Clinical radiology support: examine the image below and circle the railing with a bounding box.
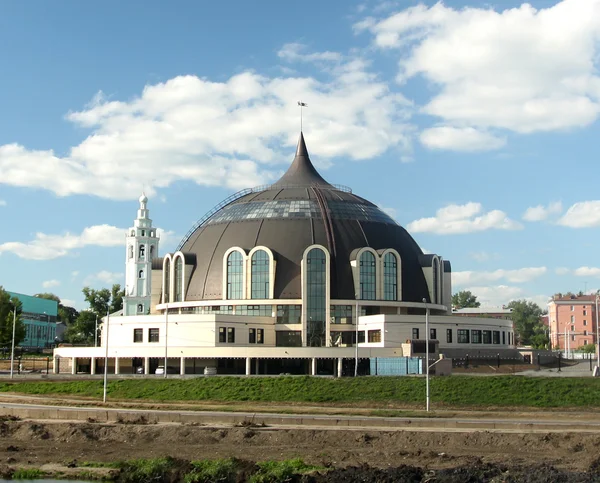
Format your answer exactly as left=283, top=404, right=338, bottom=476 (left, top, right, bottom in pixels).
left=176, top=182, right=352, bottom=251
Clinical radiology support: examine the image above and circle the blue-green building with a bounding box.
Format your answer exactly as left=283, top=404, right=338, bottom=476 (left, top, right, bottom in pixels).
left=8, top=292, right=58, bottom=350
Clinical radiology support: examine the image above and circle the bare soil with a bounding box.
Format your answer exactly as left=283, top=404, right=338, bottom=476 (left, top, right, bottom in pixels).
left=1, top=418, right=600, bottom=481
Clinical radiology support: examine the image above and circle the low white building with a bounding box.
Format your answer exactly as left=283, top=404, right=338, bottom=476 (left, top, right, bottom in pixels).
left=54, top=133, right=514, bottom=376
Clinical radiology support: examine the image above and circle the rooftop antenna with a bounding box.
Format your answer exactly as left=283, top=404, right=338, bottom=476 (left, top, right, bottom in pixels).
left=297, top=101, right=307, bottom=131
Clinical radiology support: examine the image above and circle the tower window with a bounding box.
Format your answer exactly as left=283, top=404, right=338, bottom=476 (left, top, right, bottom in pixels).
left=383, top=252, right=398, bottom=301
left=137, top=304, right=144, bottom=313
left=142, top=230, right=145, bottom=236
left=251, top=250, right=270, bottom=299
left=226, top=251, right=244, bottom=299
left=139, top=245, right=145, bottom=260
left=139, top=270, right=144, bottom=279
left=150, top=245, right=154, bottom=258
left=359, top=251, right=376, bottom=300
left=129, top=246, right=133, bottom=259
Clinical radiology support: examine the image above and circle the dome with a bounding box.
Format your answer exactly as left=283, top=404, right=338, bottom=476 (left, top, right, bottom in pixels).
left=177, top=133, right=431, bottom=302
left=139, top=192, right=148, bottom=204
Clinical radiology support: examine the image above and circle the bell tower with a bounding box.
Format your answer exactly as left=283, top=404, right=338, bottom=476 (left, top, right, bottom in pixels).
left=124, top=193, right=159, bottom=316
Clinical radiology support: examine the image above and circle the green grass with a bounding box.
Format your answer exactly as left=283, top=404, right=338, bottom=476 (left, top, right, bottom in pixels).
left=12, top=468, right=45, bottom=479
left=2, top=375, right=600, bottom=408
left=184, top=458, right=239, bottom=483
left=116, top=456, right=179, bottom=483
left=250, top=458, right=323, bottom=483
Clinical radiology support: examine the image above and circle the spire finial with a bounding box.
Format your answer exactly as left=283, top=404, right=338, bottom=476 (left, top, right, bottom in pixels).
left=297, top=101, right=307, bottom=131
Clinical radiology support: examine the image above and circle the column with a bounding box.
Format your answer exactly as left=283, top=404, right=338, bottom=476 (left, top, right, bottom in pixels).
left=90, top=357, right=96, bottom=375
left=144, top=357, right=149, bottom=375
left=53, top=357, right=59, bottom=374
left=114, top=357, right=120, bottom=375
left=71, top=357, right=76, bottom=375
left=337, top=358, right=343, bottom=378
left=311, top=358, right=317, bottom=376
left=180, top=356, right=185, bottom=375
left=245, top=357, right=251, bottom=376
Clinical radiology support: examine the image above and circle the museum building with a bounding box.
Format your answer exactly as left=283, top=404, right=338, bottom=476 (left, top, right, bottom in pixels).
left=53, top=133, right=515, bottom=376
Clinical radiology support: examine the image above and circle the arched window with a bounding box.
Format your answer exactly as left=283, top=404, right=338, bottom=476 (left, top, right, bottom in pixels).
left=139, top=269, right=144, bottom=279
left=137, top=304, right=144, bottom=313
left=306, top=248, right=326, bottom=347
left=359, top=251, right=376, bottom=300
left=164, top=258, right=170, bottom=303
left=174, top=256, right=183, bottom=302
left=251, top=250, right=270, bottom=299
left=432, top=257, right=440, bottom=304
left=150, top=245, right=154, bottom=258
left=227, top=251, right=244, bottom=299
left=139, top=245, right=145, bottom=260
left=131, top=230, right=135, bottom=236
left=383, top=252, right=398, bottom=301
left=128, top=245, right=133, bottom=259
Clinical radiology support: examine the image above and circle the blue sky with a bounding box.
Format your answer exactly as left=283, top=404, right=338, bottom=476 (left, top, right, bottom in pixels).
left=1, top=0, right=600, bottom=310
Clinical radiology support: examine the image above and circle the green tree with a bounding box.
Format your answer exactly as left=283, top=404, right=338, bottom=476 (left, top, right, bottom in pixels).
left=65, top=310, right=97, bottom=345
left=82, top=284, right=125, bottom=316
left=530, top=324, right=550, bottom=350
left=507, top=299, right=544, bottom=346
left=34, top=293, right=60, bottom=303
left=34, top=292, right=79, bottom=326
left=0, top=287, right=26, bottom=350
left=581, top=343, right=596, bottom=354
left=451, top=290, right=481, bottom=309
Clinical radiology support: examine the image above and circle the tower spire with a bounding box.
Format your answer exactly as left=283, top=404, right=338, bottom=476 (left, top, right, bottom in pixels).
left=297, top=101, right=307, bottom=132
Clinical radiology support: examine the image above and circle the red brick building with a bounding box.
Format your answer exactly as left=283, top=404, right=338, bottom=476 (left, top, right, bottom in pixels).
left=547, top=295, right=598, bottom=350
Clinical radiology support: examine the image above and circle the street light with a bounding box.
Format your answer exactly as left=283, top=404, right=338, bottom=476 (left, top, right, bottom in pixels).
left=94, top=315, right=98, bottom=348
left=8, top=300, right=17, bottom=379
left=595, top=295, right=599, bottom=372
left=423, top=298, right=430, bottom=412
left=164, top=304, right=169, bottom=379
left=355, top=295, right=359, bottom=377
left=102, top=309, right=110, bottom=403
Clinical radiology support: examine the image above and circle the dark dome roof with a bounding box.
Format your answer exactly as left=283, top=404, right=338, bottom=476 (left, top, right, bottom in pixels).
left=178, top=133, right=430, bottom=302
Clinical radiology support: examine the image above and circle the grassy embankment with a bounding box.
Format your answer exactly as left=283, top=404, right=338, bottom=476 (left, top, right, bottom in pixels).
left=1, top=375, right=600, bottom=408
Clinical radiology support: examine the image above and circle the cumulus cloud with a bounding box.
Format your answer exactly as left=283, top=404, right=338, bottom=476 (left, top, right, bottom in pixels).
left=453, top=267, right=547, bottom=286
left=407, top=202, right=521, bottom=234
left=463, top=285, right=526, bottom=307
left=0, top=54, right=413, bottom=200
left=42, top=280, right=60, bottom=289
left=360, top=1, right=600, bottom=147
left=523, top=201, right=563, bottom=221
left=574, top=266, right=600, bottom=277
left=558, top=200, right=600, bottom=227
left=0, top=224, right=125, bottom=260
left=420, top=126, right=506, bottom=151
left=84, top=270, right=123, bottom=286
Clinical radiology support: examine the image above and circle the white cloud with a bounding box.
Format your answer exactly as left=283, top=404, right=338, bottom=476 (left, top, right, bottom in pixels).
left=0, top=224, right=124, bottom=260
left=0, top=55, right=413, bottom=200
left=420, top=126, right=506, bottom=151
left=463, top=285, right=526, bottom=307
left=156, top=228, right=179, bottom=251
left=407, top=202, right=522, bottom=234
left=84, top=270, right=123, bottom=286
left=0, top=200, right=6, bottom=206
left=42, top=280, right=60, bottom=289
left=574, top=266, right=600, bottom=277
left=558, top=201, right=600, bottom=227
left=453, top=267, right=547, bottom=286
left=523, top=201, right=563, bottom=221
left=277, top=43, right=342, bottom=63
left=469, top=251, right=499, bottom=263
left=361, top=1, right=600, bottom=142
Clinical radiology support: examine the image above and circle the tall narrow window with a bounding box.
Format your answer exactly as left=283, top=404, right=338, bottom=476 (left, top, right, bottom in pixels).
left=306, top=248, right=326, bottom=347
left=383, top=252, right=397, bottom=301
left=164, top=258, right=170, bottom=303
left=432, top=257, right=440, bottom=303
left=251, top=250, right=270, bottom=299
left=129, top=246, right=133, bottom=259
left=174, top=256, right=183, bottom=302
left=359, top=251, right=376, bottom=300
left=139, top=245, right=145, bottom=260
left=138, top=269, right=144, bottom=279
left=227, top=251, right=244, bottom=299
left=150, top=245, right=154, bottom=258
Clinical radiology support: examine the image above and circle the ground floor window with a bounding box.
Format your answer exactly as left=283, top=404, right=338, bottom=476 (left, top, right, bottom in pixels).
left=149, top=328, right=159, bottom=343
left=275, top=331, right=302, bottom=347
left=276, top=305, right=302, bottom=324
left=368, top=329, right=381, bottom=343
left=358, top=331, right=365, bottom=343
left=483, top=330, right=492, bottom=344
left=446, top=329, right=452, bottom=343
left=330, top=331, right=356, bottom=346
left=471, top=330, right=482, bottom=344
left=412, top=328, right=419, bottom=339
left=458, top=329, right=469, bottom=343
left=249, top=328, right=265, bottom=344
left=493, top=331, right=500, bottom=344
left=133, top=328, right=143, bottom=343
left=227, top=327, right=235, bottom=343
left=430, top=328, right=437, bottom=340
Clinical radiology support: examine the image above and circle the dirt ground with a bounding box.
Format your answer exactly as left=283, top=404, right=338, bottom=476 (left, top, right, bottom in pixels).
left=1, top=418, right=600, bottom=481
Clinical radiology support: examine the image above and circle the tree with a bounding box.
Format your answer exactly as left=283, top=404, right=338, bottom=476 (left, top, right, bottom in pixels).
left=65, top=310, right=97, bottom=345
left=0, top=287, right=26, bottom=350
left=82, top=284, right=125, bottom=316
left=451, top=290, right=480, bottom=309
left=507, top=299, right=544, bottom=346
left=35, top=292, right=79, bottom=326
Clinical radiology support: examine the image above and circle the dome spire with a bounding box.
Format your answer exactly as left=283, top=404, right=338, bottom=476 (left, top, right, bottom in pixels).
left=274, top=133, right=331, bottom=187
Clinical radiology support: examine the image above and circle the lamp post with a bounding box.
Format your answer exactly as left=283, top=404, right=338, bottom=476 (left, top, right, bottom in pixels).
left=9, top=301, right=17, bottom=379
left=102, top=309, right=110, bottom=403
left=596, top=294, right=600, bottom=370
left=423, top=298, right=430, bottom=413
left=355, top=296, right=359, bottom=377
left=94, top=315, right=98, bottom=348
left=164, top=304, right=169, bottom=379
